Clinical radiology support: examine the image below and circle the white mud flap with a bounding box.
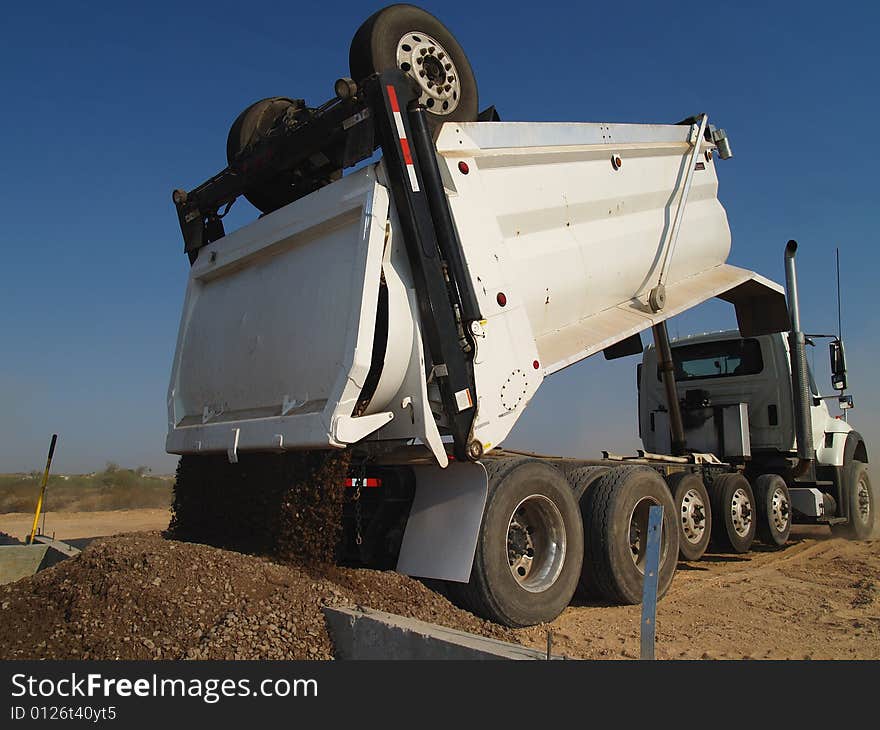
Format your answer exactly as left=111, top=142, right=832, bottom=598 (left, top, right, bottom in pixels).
left=396, top=462, right=488, bottom=582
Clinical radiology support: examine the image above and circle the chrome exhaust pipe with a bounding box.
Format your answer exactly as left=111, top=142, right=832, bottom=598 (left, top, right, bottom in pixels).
left=784, top=240, right=813, bottom=478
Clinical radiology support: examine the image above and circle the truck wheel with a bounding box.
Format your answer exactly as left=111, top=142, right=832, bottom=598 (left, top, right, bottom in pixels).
left=226, top=97, right=341, bottom=214
left=709, top=473, right=756, bottom=553
left=831, top=461, right=875, bottom=540
left=349, top=4, right=479, bottom=128
left=567, top=466, right=610, bottom=502
left=667, top=471, right=712, bottom=561
left=456, top=459, right=583, bottom=627
left=565, top=466, right=609, bottom=595
left=580, top=466, right=678, bottom=605
left=754, top=474, right=791, bottom=547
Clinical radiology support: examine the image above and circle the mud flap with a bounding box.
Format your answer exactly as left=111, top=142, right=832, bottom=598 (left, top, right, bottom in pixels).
left=396, top=462, right=488, bottom=582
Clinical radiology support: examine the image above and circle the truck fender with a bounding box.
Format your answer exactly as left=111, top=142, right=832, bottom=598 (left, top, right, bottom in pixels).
left=817, top=431, right=867, bottom=521
left=396, top=462, right=488, bottom=582
left=843, top=431, right=868, bottom=464
left=817, top=429, right=866, bottom=468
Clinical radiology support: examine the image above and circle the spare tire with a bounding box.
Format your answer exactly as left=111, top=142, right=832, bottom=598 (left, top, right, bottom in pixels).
left=226, top=97, right=341, bottom=214
left=349, top=4, right=478, bottom=128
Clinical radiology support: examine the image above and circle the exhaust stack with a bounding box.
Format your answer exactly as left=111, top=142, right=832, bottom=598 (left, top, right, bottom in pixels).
left=783, top=240, right=814, bottom=477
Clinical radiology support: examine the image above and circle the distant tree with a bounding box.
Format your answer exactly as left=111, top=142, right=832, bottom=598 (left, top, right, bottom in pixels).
left=135, top=465, right=151, bottom=477
left=104, top=461, right=119, bottom=473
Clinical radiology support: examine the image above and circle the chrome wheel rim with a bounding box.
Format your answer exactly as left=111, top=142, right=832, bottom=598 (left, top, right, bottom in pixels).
left=770, top=486, right=790, bottom=534
left=680, top=487, right=707, bottom=545
left=629, top=496, right=661, bottom=573
left=396, top=32, right=461, bottom=114
left=730, top=487, right=753, bottom=537
left=507, top=495, right=566, bottom=593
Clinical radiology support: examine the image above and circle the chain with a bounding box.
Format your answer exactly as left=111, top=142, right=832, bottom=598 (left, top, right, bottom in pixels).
left=352, top=460, right=366, bottom=546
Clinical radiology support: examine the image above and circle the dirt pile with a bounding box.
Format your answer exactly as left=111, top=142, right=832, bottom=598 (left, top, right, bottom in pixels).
left=0, top=532, right=511, bottom=660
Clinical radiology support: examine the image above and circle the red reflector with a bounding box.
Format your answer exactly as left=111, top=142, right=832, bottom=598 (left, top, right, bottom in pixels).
left=496, top=292, right=507, bottom=307
left=344, top=478, right=382, bottom=488
left=458, top=161, right=469, bottom=174
left=533, top=360, right=540, bottom=370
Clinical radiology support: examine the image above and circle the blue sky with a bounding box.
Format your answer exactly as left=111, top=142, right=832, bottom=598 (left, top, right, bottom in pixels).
left=1, top=0, right=877, bottom=474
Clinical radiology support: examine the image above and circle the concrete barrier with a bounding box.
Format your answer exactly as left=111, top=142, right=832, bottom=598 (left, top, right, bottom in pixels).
left=323, top=605, right=559, bottom=660
left=0, top=538, right=81, bottom=585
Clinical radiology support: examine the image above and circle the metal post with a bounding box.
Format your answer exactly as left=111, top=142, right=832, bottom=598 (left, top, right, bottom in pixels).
left=652, top=322, right=687, bottom=455
left=28, top=434, right=58, bottom=545
left=640, top=504, right=663, bottom=660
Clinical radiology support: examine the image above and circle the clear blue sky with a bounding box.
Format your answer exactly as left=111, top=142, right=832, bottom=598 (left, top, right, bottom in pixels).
left=1, top=0, right=877, bottom=475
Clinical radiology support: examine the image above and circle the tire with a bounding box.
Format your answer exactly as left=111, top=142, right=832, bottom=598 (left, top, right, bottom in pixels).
left=580, top=466, right=678, bottom=605
left=565, top=466, right=609, bottom=596
left=831, top=461, right=876, bottom=540
left=668, top=471, right=712, bottom=561
left=754, top=474, right=791, bottom=547
left=226, top=97, right=341, bottom=213
left=567, top=466, right=610, bottom=502
left=456, top=459, right=583, bottom=627
left=349, top=4, right=479, bottom=128
left=709, top=473, right=756, bottom=553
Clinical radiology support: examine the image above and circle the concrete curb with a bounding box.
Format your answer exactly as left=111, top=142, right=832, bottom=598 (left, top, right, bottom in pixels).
left=323, top=605, right=559, bottom=660
left=0, top=538, right=81, bottom=585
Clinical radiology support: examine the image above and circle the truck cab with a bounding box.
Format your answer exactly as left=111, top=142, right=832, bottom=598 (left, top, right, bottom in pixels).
left=639, top=329, right=870, bottom=533
left=639, top=330, right=849, bottom=459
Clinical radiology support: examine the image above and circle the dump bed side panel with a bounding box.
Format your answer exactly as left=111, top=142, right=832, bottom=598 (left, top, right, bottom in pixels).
left=434, top=121, right=780, bottom=453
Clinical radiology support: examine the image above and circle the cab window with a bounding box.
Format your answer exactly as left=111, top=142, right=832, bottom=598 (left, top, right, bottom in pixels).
left=658, top=338, right=764, bottom=382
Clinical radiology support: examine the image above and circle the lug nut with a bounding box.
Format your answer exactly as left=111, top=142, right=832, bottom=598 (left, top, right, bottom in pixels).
left=419, top=70, right=426, bottom=77
left=428, top=46, right=435, bottom=53
left=445, top=84, right=451, bottom=91
left=438, top=52, right=445, bottom=59
left=416, top=57, right=422, bottom=64
left=420, top=48, right=427, bottom=55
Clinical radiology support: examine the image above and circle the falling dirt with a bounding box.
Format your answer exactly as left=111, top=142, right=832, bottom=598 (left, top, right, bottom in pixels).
left=168, top=451, right=350, bottom=565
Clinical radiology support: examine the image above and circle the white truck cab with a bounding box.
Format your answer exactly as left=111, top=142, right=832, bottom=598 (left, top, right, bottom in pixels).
left=639, top=330, right=854, bottom=462
left=639, top=327, right=870, bottom=535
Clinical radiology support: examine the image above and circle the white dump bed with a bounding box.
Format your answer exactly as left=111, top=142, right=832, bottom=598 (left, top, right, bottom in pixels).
left=166, top=169, right=393, bottom=457
left=167, top=119, right=786, bottom=462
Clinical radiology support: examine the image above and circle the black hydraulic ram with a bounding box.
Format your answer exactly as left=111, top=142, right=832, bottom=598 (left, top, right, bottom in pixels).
left=367, top=71, right=482, bottom=461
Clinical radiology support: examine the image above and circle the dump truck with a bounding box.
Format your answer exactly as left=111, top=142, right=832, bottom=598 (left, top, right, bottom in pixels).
left=165, top=4, right=873, bottom=627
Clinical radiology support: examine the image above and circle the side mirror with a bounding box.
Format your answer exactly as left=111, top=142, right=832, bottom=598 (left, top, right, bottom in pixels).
left=839, top=394, right=854, bottom=410
left=829, top=339, right=847, bottom=391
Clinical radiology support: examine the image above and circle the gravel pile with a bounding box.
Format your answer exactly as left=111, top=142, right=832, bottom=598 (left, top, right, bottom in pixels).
left=0, top=532, right=513, bottom=660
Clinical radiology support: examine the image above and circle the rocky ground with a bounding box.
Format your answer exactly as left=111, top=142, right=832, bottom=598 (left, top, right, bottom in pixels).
left=1, top=526, right=878, bottom=660
left=0, top=532, right=512, bottom=660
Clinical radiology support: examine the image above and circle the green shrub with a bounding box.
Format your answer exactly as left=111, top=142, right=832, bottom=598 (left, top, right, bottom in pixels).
left=0, top=466, right=173, bottom=513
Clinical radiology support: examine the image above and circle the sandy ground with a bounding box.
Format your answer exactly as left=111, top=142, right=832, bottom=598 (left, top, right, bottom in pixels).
left=514, top=526, right=880, bottom=660
left=0, top=509, right=171, bottom=543
left=2, top=509, right=877, bottom=659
